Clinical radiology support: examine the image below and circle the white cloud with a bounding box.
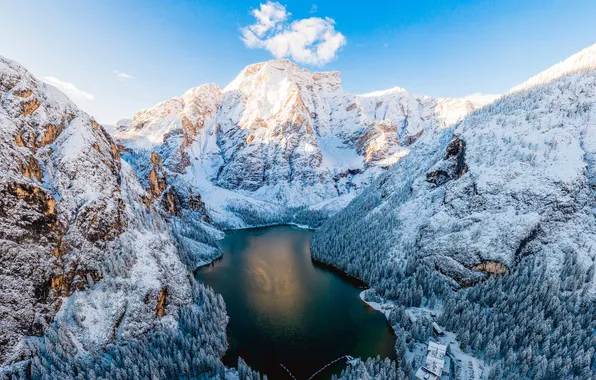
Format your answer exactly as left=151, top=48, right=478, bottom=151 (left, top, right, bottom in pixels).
left=241, top=1, right=346, bottom=66
left=43, top=76, right=95, bottom=100
left=249, top=1, right=288, bottom=37
left=309, top=4, right=317, bottom=14
left=113, top=70, right=135, bottom=81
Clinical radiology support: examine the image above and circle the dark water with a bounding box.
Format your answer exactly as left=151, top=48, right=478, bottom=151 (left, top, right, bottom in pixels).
left=195, top=226, right=395, bottom=379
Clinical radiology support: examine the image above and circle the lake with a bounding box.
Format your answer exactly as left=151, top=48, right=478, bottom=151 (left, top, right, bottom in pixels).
left=195, top=226, right=395, bottom=379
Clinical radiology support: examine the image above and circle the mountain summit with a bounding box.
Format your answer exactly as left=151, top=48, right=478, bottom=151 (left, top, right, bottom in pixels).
left=113, top=59, right=496, bottom=227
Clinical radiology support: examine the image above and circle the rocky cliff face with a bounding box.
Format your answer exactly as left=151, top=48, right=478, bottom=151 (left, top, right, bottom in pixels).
left=0, top=56, right=196, bottom=364
left=312, top=44, right=596, bottom=288
left=113, top=59, right=496, bottom=227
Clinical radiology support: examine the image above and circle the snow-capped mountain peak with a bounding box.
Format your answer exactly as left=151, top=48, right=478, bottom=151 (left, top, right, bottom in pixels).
left=224, top=59, right=341, bottom=92
left=359, top=86, right=409, bottom=98
left=110, top=60, right=496, bottom=227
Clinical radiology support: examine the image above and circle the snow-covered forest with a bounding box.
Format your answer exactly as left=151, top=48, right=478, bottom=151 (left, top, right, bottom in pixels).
left=7, top=283, right=244, bottom=380
left=312, top=45, right=596, bottom=379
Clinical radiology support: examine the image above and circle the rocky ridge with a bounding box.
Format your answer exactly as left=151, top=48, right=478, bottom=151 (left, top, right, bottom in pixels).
left=113, top=59, right=498, bottom=227
left=0, top=56, right=211, bottom=365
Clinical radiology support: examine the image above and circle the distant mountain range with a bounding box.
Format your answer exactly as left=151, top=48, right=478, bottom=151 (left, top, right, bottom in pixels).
left=109, top=59, right=497, bottom=227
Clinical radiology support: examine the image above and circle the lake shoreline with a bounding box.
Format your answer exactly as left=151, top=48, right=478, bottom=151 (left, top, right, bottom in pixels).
left=223, top=222, right=316, bottom=232
left=195, top=225, right=396, bottom=379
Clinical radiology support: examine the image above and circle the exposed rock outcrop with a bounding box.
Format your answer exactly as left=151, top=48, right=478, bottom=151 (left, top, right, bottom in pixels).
left=188, top=193, right=211, bottom=222
left=161, top=186, right=182, bottom=217
left=156, top=287, right=168, bottom=317
left=0, top=55, right=194, bottom=366
left=0, top=182, right=62, bottom=242
left=426, top=135, right=467, bottom=186
left=471, top=261, right=509, bottom=275
left=147, top=151, right=168, bottom=199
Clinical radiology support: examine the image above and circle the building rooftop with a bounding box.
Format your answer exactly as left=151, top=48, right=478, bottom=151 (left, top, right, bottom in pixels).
left=416, top=342, right=448, bottom=380
left=415, top=366, right=440, bottom=380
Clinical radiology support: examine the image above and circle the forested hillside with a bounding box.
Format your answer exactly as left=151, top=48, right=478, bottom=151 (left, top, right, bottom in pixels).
left=313, top=45, right=596, bottom=379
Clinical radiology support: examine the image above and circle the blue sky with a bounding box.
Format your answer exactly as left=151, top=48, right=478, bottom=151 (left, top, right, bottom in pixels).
left=1, top=0, right=595, bottom=124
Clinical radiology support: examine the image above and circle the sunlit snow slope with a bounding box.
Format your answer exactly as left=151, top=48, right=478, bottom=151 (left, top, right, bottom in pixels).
left=113, top=60, right=497, bottom=227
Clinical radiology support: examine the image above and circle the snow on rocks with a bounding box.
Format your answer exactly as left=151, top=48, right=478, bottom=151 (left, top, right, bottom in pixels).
left=112, top=59, right=495, bottom=226
left=0, top=55, right=195, bottom=365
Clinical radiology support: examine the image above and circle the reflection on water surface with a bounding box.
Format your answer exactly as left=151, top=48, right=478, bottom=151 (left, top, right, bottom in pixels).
left=196, top=226, right=395, bottom=379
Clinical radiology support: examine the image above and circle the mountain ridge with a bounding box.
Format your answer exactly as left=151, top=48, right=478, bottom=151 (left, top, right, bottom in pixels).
left=312, top=42, right=596, bottom=289
left=0, top=54, right=219, bottom=366
left=510, top=44, right=596, bottom=94
left=112, top=58, right=498, bottom=228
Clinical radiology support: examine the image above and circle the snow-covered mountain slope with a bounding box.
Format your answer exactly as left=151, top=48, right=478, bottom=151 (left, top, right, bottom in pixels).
left=510, top=44, right=596, bottom=94
left=0, top=56, right=211, bottom=365
left=113, top=60, right=497, bottom=227
left=312, top=45, right=596, bottom=290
